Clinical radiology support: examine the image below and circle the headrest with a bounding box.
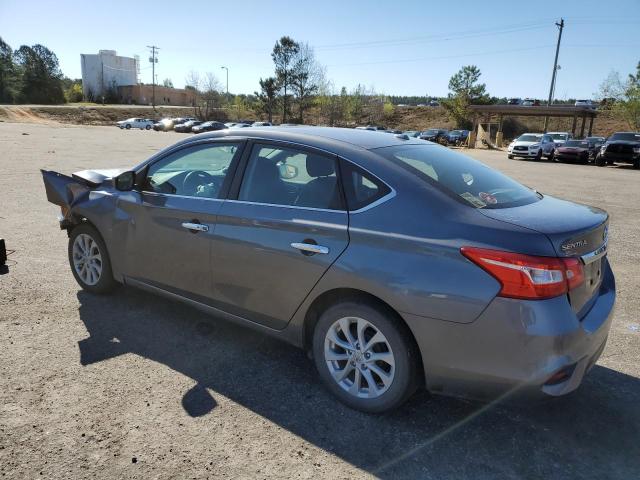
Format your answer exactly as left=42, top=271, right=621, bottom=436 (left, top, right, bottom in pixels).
left=306, top=155, right=334, bottom=177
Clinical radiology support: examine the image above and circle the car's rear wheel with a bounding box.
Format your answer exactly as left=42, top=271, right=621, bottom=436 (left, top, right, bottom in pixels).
left=68, top=224, right=117, bottom=294
left=145, top=124, right=151, bottom=130
left=312, top=300, right=419, bottom=413
left=634, top=159, right=640, bottom=169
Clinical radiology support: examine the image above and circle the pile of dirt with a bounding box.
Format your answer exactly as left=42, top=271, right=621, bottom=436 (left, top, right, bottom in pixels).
left=0, top=105, right=198, bottom=126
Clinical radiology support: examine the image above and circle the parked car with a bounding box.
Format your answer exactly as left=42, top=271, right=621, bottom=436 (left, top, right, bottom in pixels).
left=153, top=117, right=195, bottom=132
left=419, top=128, right=449, bottom=144
left=403, top=130, right=421, bottom=138
left=522, top=98, right=540, bottom=106
left=191, top=121, right=228, bottom=134
left=447, top=129, right=470, bottom=145
left=554, top=140, right=591, bottom=164
left=595, top=132, right=640, bottom=168
left=585, top=136, right=606, bottom=158
left=575, top=99, right=596, bottom=109
left=252, top=121, right=272, bottom=127
left=41, top=126, right=615, bottom=413
left=174, top=120, right=203, bottom=133
left=116, top=118, right=154, bottom=130
left=507, top=133, right=556, bottom=160
left=547, top=132, right=573, bottom=147
left=428, top=100, right=440, bottom=107
left=507, top=98, right=522, bottom=105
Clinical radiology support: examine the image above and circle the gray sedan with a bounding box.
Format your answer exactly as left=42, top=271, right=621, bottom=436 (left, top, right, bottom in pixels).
left=42, top=127, right=615, bottom=413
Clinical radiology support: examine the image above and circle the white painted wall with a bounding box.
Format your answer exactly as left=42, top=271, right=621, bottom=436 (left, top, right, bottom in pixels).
left=80, top=50, right=138, bottom=100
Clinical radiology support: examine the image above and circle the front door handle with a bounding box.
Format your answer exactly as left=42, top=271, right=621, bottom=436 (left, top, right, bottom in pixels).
left=182, top=222, right=209, bottom=233
left=290, top=242, right=329, bottom=255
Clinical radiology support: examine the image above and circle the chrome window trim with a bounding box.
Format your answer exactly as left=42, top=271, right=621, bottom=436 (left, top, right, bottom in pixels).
left=224, top=199, right=347, bottom=214
left=349, top=189, right=397, bottom=214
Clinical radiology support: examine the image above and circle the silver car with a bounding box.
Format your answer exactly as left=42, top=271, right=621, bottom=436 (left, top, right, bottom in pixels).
left=42, top=127, right=615, bottom=412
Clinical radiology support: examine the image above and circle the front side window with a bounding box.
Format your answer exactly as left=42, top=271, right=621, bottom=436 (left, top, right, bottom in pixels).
left=376, top=144, right=540, bottom=209
left=143, top=143, right=240, bottom=199
left=238, top=144, right=344, bottom=210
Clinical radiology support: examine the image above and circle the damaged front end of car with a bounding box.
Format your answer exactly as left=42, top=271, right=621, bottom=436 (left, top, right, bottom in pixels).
left=41, top=168, right=129, bottom=230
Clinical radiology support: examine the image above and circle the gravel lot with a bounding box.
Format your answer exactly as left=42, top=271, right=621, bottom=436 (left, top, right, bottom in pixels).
left=1, top=122, right=639, bottom=479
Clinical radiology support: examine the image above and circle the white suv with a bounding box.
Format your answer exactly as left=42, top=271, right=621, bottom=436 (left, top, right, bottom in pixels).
left=116, top=118, right=155, bottom=130
left=547, top=131, right=573, bottom=147
left=507, top=133, right=556, bottom=160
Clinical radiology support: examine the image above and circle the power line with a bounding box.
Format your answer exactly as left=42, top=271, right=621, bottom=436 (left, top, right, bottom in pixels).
left=326, top=45, right=555, bottom=68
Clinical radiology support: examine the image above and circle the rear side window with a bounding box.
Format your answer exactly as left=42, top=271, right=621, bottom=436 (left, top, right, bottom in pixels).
left=340, top=160, right=391, bottom=211
left=376, top=145, right=540, bottom=209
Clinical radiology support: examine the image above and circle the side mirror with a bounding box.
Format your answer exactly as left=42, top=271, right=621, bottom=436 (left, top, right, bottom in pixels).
left=278, top=163, right=298, bottom=180
left=115, top=171, right=136, bottom=191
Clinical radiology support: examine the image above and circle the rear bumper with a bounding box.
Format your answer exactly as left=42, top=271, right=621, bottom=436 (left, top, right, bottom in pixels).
left=403, top=259, right=616, bottom=400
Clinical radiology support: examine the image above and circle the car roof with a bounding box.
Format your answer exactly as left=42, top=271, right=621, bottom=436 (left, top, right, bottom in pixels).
left=191, top=126, right=425, bottom=151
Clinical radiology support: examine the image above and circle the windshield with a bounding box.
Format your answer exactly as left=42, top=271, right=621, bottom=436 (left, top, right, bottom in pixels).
left=564, top=140, right=588, bottom=147
left=609, top=133, right=640, bottom=141
left=517, top=134, right=542, bottom=142
left=549, top=133, right=568, bottom=140
left=424, top=129, right=439, bottom=134
left=376, top=145, right=541, bottom=209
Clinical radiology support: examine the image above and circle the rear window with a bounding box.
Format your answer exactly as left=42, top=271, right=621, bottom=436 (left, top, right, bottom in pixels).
left=609, top=133, right=640, bottom=141
left=376, top=145, right=541, bottom=209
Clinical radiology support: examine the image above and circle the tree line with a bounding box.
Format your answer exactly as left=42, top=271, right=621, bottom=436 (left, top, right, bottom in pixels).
left=0, top=36, right=83, bottom=104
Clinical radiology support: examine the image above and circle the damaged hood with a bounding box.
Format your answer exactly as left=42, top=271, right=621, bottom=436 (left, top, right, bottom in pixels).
left=41, top=168, right=127, bottom=209
left=72, top=168, right=129, bottom=187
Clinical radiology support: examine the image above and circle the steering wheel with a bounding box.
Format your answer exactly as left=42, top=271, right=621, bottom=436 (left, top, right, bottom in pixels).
left=183, top=170, right=216, bottom=196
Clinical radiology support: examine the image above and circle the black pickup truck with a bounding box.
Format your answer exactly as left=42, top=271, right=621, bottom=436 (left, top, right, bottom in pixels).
left=595, top=132, right=640, bottom=168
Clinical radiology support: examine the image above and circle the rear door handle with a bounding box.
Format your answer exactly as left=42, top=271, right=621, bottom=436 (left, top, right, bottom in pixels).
left=290, top=242, right=329, bottom=255
left=181, top=222, right=209, bottom=233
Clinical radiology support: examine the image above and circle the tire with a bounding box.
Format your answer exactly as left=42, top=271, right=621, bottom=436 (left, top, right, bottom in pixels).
left=548, top=149, right=555, bottom=162
left=312, top=300, right=419, bottom=413
left=507, top=154, right=513, bottom=159
left=125, top=124, right=131, bottom=130
left=634, top=159, right=640, bottom=170
left=534, top=149, right=542, bottom=161
left=145, top=124, right=151, bottom=130
left=68, top=224, right=117, bottom=294
left=595, top=154, right=606, bottom=167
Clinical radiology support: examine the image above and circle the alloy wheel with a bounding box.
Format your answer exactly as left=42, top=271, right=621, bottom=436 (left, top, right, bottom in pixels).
left=72, top=233, right=102, bottom=286
left=324, top=316, right=396, bottom=399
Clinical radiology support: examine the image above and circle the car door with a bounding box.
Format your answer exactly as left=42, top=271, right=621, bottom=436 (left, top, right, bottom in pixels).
left=210, top=141, right=350, bottom=329
left=120, top=140, right=244, bottom=299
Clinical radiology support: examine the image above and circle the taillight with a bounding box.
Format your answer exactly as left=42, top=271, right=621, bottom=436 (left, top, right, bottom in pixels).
left=461, top=247, right=585, bottom=300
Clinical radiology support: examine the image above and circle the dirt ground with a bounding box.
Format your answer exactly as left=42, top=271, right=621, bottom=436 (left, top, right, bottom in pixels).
left=1, top=122, right=639, bottom=479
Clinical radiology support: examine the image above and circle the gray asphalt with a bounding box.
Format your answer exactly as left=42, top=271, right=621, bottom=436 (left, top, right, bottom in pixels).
left=1, top=122, right=639, bottom=479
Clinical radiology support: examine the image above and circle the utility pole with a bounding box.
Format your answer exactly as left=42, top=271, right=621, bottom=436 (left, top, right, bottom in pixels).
left=221, top=66, right=229, bottom=96
left=544, top=19, right=564, bottom=131
left=147, top=45, right=159, bottom=109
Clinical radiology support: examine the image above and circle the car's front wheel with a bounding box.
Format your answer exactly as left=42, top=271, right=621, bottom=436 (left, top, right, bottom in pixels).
left=145, top=124, right=151, bottom=130
left=507, top=154, right=513, bottom=159
left=534, top=149, right=542, bottom=161
left=595, top=154, right=606, bottom=166
left=68, top=224, right=117, bottom=294
left=312, top=300, right=419, bottom=413
left=125, top=124, right=131, bottom=130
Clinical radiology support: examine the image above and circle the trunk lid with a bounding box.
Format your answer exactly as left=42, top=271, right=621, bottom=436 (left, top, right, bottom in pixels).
left=479, top=195, right=609, bottom=317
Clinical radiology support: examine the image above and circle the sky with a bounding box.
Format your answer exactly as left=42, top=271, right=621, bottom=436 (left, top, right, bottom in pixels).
left=1, top=0, right=639, bottom=99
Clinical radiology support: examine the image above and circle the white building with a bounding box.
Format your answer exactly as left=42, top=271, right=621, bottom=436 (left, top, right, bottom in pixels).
left=80, top=50, right=138, bottom=100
